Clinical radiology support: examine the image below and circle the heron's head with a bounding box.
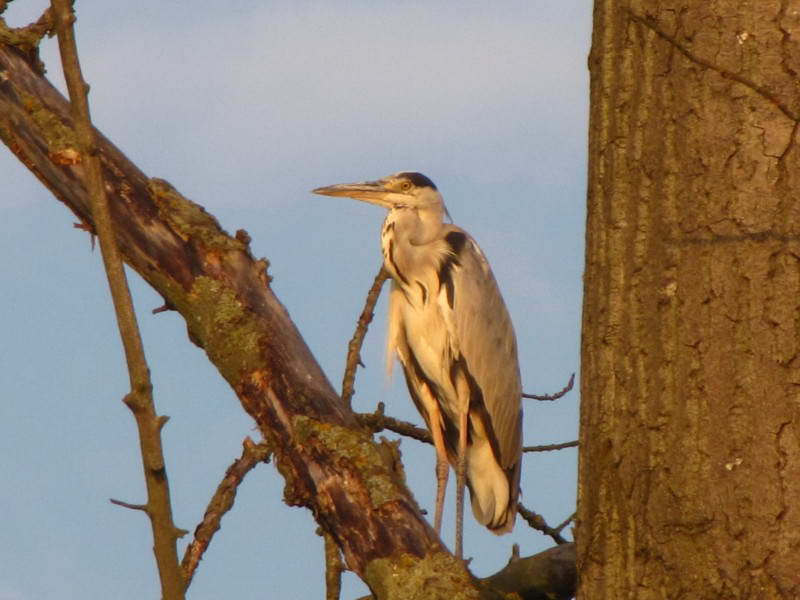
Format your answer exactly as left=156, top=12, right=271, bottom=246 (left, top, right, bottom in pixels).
left=313, top=172, right=442, bottom=210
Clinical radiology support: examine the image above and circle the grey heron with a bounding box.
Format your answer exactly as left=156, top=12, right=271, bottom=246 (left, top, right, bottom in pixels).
left=313, top=172, right=522, bottom=558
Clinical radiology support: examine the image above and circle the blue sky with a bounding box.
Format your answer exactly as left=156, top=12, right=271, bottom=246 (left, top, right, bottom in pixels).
left=0, top=2, right=591, bottom=598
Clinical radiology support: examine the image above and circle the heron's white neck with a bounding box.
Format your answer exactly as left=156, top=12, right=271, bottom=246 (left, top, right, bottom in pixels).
left=385, top=203, right=445, bottom=246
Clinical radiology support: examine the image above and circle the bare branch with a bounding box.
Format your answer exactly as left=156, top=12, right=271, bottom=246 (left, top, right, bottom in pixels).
left=341, top=267, right=389, bottom=408
left=522, top=373, right=575, bottom=401
left=181, top=438, right=272, bottom=588
left=517, top=503, right=569, bottom=545
left=109, top=498, right=149, bottom=513
left=360, top=405, right=577, bottom=455
left=554, top=512, right=575, bottom=535
left=152, top=301, right=176, bottom=314
left=523, top=440, right=578, bottom=453
left=361, top=403, right=578, bottom=458
left=323, top=529, right=345, bottom=600
left=49, top=2, right=185, bottom=597
left=357, top=403, right=433, bottom=445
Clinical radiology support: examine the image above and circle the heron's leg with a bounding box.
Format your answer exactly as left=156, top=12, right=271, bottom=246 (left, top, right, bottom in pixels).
left=427, top=400, right=450, bottom=536
left=455, top=406, right=468, bottom=559
left=433, top=439, right=449, bottom=536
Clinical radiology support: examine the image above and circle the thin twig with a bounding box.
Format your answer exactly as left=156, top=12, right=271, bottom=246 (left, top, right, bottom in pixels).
left=360, top=405, right=577, bottom=454
left=0, top=6, right=54, bottom=65
left=341, top=266, right=389, bottom=408
left=524, top=440, right=578, bottom=453
left=50, top=2, right=185, bottom=598
left=109, top=498, right=149, bottom=513
left=517, top=502, right=568, bottom=545
left=508, top=543, right=521, bottom=564
left=323, top=530, right=345, bottom=600
left=152, top=300, right=176, bottom=315
left=554, top=512, right=576, bottom=535
left=357, top=403, right=433, bottom=445
left=523, top=373, right=575, bottom=401
left=181, top=438, right=272, bottom=588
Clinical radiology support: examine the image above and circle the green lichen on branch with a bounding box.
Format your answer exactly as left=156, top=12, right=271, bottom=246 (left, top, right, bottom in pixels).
left=364, top=551, right=487, bottom=600
left=18, top=89, right=78, bottom=155
left=293, top=415, right=406, bottom=507
left=0, top=9, right=53, bottom=71
left=148, top=178, right=246, bottom=252
left=0, top=19, right=38, bottom=50
left=183, top=276, right=263, bottom=381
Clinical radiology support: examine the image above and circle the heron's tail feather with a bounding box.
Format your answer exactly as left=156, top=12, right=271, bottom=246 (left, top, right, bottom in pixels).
left=466, top=438, right=520, bottom=535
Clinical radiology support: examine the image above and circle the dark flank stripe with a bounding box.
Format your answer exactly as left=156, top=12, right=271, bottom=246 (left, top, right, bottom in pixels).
left=401, top=352, right=432, bottom=429
left=403, top=347, right=459, bottom=460
left=438, top=231, right=467, bottom=309
left=386, top=238, right=409, bottom=286
left=449, top=355, right=503, bottom=465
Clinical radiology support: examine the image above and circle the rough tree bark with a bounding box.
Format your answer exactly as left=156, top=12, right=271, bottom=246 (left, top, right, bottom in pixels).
left=579, top=1, right=800, bottom=598
left=0, top=30, right=574, bottom=600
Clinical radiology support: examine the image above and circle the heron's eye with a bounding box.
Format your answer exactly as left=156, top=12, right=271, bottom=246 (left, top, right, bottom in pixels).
left=400, top=181, right=412, bottom=191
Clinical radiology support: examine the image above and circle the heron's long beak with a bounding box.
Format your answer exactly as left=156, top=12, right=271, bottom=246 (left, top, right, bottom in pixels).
left=312, top=181, right=392, bottom=208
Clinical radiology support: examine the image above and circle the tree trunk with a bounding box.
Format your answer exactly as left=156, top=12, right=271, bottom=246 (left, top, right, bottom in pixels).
left=579, top=1, right=800, bottom=598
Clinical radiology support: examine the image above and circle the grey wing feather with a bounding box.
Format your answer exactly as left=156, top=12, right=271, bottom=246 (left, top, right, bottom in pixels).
left=441, top=228, right=522, bottom=468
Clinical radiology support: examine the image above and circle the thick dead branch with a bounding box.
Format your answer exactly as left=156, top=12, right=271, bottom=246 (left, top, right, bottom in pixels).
left=50, top=2, right=184, bottom=597
left=0, top=40, right=486, bottom=598
left=357, top=544, right=576, bottom=600
left=481, top=543, right=576, bottom=600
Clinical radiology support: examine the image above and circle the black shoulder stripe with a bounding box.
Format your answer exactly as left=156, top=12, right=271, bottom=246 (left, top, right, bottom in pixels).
left=445, top=231, right=467, bottom=254
left=449, top=355, right=503, bottom=463
left=438, top=231, right=467, bottom=309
